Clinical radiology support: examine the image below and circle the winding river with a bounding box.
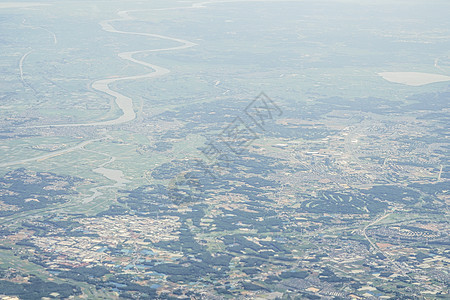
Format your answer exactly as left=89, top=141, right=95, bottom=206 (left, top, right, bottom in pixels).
left=7, top=2, right=215, bottom=203
left=4, top=4, right=201, bottom=204
left=29, top=8, right=197, bottom=128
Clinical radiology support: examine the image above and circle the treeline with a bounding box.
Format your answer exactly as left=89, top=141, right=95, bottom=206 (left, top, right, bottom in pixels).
left=0, top=276, right=80, bottom=299
left=57, top=266, right=109, bottom=283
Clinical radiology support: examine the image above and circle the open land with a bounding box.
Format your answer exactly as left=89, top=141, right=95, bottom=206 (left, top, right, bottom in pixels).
left=0, top=0, right=449, bottom=299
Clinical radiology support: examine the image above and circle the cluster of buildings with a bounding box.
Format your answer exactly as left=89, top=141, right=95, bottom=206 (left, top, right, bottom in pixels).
left=29, top=215, right=181, bottom=269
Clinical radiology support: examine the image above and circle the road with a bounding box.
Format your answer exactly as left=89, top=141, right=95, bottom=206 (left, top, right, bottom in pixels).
left=362, top=207, right=416, bottom=282
left=362, top=208, right=395, bottom=251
